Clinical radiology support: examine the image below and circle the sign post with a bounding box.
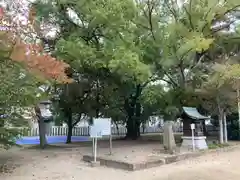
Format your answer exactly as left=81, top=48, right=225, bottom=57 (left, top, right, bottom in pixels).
left=94, top=137, right=97, bottom=162
left=109, top=133, right=112, bottom=155
left=92, top=138, right=95, bottom=158
left=89, top=118, right=112, bottom=164
left=90, top=125, right=102, bottom=164
left=190, top=123, right=195, bottom=151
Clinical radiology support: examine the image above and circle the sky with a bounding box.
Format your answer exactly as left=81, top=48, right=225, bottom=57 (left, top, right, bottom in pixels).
left=1, top=0, right=238, bottom=37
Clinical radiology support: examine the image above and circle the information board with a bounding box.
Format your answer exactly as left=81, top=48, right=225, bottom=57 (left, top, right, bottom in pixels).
left=89, top=125, right=102, bottom=138
left=89, top=118, right=111, bottom=138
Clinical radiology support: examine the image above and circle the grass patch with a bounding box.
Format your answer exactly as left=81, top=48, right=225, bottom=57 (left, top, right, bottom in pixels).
left=208, top=143, right=230, bottom=149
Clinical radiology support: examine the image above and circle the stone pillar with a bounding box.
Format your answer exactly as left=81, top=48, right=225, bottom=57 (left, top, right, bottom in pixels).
left=163, top=121, right=176, bottom=152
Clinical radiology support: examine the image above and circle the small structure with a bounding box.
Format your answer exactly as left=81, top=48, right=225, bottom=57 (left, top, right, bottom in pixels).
left=181, top=107, right=209, bottom=150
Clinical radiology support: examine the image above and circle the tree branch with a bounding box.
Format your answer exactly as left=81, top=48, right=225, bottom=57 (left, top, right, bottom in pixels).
left=183, top=3, right=194, bottom=30
left=178, top=60, right=186, bottom=88
left=142, top=74, right=160, bottom=88
left=164, top=71, right=178, bottom=87
left=73, top=113, right=86, bottom=126
left=164, top=0, right=178, bottom=21
left=146, top=0, right=156, bottom=40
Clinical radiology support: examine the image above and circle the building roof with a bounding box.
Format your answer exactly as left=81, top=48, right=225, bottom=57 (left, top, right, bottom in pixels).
left=183, top=107, right=209, bottom=120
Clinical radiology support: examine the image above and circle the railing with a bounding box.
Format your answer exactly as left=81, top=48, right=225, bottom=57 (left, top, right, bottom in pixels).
left=19, top=125, right=183, bottom=137
left=1, top=125, right=218, bottom=138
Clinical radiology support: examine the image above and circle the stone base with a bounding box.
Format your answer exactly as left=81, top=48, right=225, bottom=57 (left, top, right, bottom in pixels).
left=82, top=152, right=206, bottom=171
left=181, top=136, right=208, bottom=150
left=83, top=155, right=165, bottom=171
left=90, top=161, right=100, bottom=167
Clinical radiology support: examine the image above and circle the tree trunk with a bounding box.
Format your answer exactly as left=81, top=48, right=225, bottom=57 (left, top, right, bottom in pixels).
left=116, top=124, right=119, bottom=135
left=218, top=111, right=224, bottom=144
left=217, top=98, right=224, bottom=144
left=135, top=101, right=141, bottom=137
left=142, top=123, right=145, bottom=134
left=126, top=93, right=141, bottom=140
left=237, top=86, right=240, bottom=138
left=66, top=124, right=73, bottom=144
left=223, top=111, right=228, bottom=143
left=126, top=116, right=140, bottom=140
left=34, top=106, right=47, bottom=149
left=125, top=99, right=140, bottom=139
left=66, top=112, right=73, bottom=144
left=38, top=118, right=47, bottom=148
left=125, top=85, right=142, bottom=140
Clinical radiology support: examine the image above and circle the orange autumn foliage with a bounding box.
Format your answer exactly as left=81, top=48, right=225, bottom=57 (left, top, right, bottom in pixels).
left=10, top=42, right=72, bottom=83
left=0, top=6, right=72, bottom=83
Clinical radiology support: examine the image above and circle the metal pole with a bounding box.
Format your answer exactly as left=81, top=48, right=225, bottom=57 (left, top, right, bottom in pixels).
left=109, top=134, right=112, bottom=155
left=94, top=138, right=97, bottom=162
left=92, top=138, right=95, bottom=158
left=191, top=129, right=195, bottom=151
left=109, top=119, right=112, bottom=155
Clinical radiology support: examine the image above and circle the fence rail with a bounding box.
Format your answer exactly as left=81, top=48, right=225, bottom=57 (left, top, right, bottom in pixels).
left=20, top=125, right=183, bottom=137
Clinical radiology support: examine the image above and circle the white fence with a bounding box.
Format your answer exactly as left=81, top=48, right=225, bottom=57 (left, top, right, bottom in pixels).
left=21, top=125, right=183, bottom=137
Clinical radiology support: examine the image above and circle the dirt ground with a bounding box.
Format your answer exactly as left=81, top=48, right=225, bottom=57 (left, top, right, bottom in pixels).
left=1, top=140, right=240, bottom=180
left=83, top=140, right=175, bottom=163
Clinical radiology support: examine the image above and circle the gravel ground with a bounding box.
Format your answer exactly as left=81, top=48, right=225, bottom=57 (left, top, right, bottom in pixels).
left=1, top=142, right=240, bottom=180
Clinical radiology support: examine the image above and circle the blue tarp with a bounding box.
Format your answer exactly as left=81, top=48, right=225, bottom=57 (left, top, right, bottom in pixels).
left=15, top=136, right=89, bottom=145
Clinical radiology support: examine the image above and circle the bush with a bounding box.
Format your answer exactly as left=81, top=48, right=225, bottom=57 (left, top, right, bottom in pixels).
left=227, top=119, right=240, bottom=140
left=208, top=143, right=229, bottom=149
left=0, top=127, right=22, bottom=149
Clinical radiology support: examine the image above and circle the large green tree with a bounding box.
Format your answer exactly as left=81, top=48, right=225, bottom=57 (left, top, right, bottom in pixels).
left=32, top=0, right=159, bottom=139
left=32, top=0, right=240, bottom=140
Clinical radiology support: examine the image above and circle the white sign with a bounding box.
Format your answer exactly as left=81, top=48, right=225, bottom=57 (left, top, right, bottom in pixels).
left=94, top=118, right=111, bottom=136
left=190, top=123, right=195, bottom=130
left=90, top=125, right=102, bottom=138
left=89, top=118, right=111, bottom=137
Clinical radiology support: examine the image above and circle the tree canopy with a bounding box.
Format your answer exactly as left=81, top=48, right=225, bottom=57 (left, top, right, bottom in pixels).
left=0, top=0, right=239, bottom=145
left=28, top=0, right=240, bottom=140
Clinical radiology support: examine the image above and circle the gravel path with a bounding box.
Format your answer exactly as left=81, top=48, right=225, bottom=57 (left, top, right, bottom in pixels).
left=1, top=145, right=240, bottom=180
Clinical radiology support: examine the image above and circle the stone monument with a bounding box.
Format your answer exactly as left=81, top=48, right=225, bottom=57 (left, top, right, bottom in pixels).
left=163, top=121, right=176, bottom=154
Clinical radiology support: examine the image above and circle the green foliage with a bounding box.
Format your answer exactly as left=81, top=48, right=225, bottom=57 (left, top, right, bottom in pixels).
left=198, top=69, right=236, bottom=115
left=52, top=81, right=94, bottom=126
left=0, top=60, right=43, bottom=149
left=208, top=143, right=229, bottom=149
left=221, top=64, right=240, bottom=89
left=32, top=0, right=240, bottom=139
left=160, top=0, right=240, bottom=86
left=141, top=85, right=182, bottom=120
left=227, top=117, right=240, bottom=140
